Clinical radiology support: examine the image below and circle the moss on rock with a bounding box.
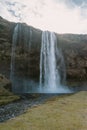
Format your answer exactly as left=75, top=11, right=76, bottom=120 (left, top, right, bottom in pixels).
left=0, top=74, right=20, bottom=105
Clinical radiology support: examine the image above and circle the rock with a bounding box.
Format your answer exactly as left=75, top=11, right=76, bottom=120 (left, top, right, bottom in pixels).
left=0, top=74, right=12, bottom=91
left=67, top=68, right=86, bottom=80
left=0, top=17, right=15, bottom=78
left=57, top=34, right=87, bottom=81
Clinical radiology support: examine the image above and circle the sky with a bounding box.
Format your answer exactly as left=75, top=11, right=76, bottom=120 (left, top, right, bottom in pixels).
left=0, top=0, right=87, bottom=33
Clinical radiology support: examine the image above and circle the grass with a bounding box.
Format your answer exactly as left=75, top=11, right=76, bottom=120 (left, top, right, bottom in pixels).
left=0, top=91, right=87, bottom=130
left=0, top=86, right=20, bottom=105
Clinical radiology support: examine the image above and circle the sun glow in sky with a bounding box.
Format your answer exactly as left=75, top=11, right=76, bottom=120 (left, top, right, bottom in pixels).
left=0, top=0, right=87, bottom=33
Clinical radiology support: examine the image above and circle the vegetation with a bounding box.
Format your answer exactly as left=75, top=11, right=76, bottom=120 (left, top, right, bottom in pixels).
left=0, top=91, right=87, bottom=130
left=0, top=86, right=20, bottom=105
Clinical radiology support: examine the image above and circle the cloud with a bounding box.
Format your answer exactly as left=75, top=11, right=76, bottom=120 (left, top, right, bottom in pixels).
left=55, top=0, right=87, bottom=18
left=0, top=0, right=87, bottom=33
left=56, top=0, right=87, bottom=7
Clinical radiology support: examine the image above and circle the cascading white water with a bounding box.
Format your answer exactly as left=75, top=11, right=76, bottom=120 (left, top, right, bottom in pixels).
left=40, top=31, right=60, bottom=90
left=39, top=31, right=71, bottom=93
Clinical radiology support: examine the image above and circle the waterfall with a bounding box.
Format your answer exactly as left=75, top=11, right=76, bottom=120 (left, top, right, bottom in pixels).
left=39, top=31, right=70, bottom=93
left=11, top=25, right=71, bottom=93
left=40, top=31, right=60, bottom=88
left=10, top=24, right=18, bottom=90
left=10, top=23, right=33, bottom=93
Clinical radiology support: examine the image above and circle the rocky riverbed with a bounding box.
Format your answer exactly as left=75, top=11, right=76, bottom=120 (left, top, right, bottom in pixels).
left=0, top=94, right=58, bottom=122
left=0, top=81, right=87, bottom=123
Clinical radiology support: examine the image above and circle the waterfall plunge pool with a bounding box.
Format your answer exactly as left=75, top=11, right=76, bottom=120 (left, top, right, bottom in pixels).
left=12, top=77, right=73, bottom=94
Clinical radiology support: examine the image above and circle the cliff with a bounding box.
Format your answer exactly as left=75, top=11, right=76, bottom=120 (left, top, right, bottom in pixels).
left=0, top=16, right=87, bottom=82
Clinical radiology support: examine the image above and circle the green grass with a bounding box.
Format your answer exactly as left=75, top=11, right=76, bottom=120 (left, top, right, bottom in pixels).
left=0, top=86, right=20, bottom=105
left=0, top=91, right=87, bottom=130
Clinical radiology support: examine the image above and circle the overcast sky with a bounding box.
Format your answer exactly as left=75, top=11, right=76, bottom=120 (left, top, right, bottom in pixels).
left=0, top=0, right=87, bottom=33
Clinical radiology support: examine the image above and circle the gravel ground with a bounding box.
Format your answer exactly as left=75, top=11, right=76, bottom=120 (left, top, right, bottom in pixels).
left=0, top=94, right=57, bottom=123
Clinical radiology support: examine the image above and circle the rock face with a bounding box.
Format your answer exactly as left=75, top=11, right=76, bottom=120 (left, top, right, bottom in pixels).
left=0, top=74, right=11, bottom=91
left=56, top=34, right=87, bottom=81
left=0, top=16, right=87, bottom=82
left=0, top=16, right=15, bottom=77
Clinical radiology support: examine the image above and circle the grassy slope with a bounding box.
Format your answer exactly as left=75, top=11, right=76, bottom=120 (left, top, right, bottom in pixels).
left=0, top=91, right=87, bottom=130
left=0, top=87, right=20, bottom=105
